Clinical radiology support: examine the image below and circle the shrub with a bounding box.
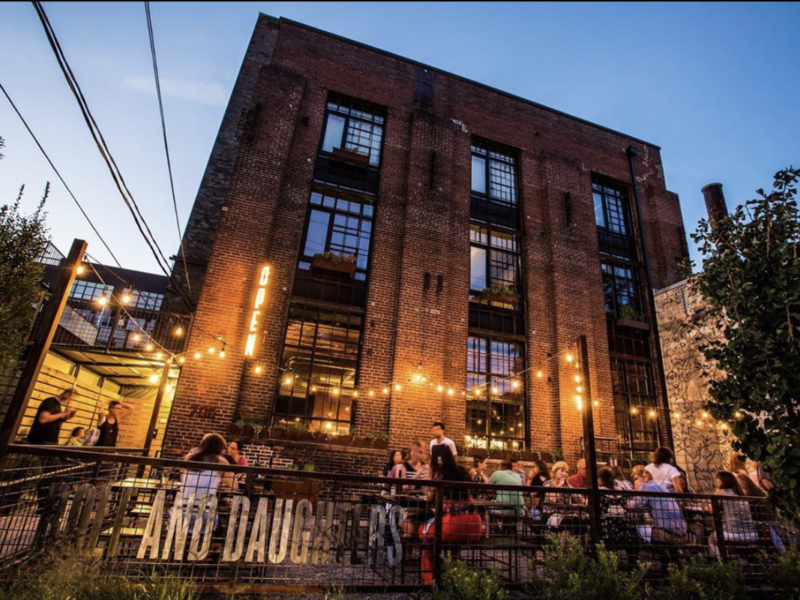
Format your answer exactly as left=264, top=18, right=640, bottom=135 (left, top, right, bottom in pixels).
left=765, top=545, right=800, bottom=599
left=528, top=535, right=649, bottom=600
left=654, top=557, right=747, bottom=600
left=433, top=556, right=508, bottom=600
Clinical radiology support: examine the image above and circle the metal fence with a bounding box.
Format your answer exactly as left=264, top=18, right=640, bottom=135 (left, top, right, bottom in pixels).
left=0, top=445, right=793, bottom=594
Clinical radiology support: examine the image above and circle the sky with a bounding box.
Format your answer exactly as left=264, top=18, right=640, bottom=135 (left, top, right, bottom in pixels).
left=1, top=2, right=798, bottom=275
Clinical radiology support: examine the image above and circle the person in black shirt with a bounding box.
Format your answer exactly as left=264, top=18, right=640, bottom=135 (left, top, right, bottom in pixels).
left=26, top=388, right=76, bottom=445
left=96, top=400, right=130, bottom=447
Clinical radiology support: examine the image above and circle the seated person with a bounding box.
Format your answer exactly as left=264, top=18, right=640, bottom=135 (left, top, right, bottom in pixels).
left=708, top=471, right=759, bottom=558
left=629, top=465, right=687, bottom=544
left=488, top=460, right=525, bottom=517
left=543, top=461, right=587, bottom=547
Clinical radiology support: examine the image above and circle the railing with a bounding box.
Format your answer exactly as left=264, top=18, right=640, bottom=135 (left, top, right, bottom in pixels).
left=0, top=445, right=793, bottom=593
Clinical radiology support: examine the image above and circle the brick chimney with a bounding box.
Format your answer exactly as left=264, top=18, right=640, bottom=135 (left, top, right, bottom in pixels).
left=701, top=183, right=728, bottom=230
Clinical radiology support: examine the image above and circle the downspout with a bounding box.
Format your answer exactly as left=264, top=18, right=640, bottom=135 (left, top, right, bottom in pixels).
left=625, top=146, right=675, bottom=450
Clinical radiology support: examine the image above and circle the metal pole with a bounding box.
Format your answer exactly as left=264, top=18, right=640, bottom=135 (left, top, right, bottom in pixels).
left=578, top=334, right=601, bottom=554
left=142, top=359, right=171, bottom=457
left=625, top=146, right=675, bottom=450
left=0, top=239, right=87, bottom=458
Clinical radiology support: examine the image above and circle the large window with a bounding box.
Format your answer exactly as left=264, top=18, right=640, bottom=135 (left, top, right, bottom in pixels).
left=320, top=96, right=385, bottom=167
left=471, top=142, right=517, bottom=206
left=273, top=305, right=361, bottom=434
left=469, top=224, right=521, bottom=307
left=611, top=358, right=659, bottom=452
left=593, top=180, right=629, bottom=235
left=298, top=189, right=374, bottom=282
left=601, top=261, right=643, bottom=318
left=466, top=336, right=526, bottom=450
left=69, top=280, right=105, bottom=301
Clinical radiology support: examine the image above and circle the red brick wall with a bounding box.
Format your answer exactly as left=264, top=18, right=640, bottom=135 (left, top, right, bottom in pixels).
left=164, top=16, right=687, bottom=467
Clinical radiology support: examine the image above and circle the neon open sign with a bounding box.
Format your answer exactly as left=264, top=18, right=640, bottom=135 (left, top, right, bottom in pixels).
left=244, top=265, right=270, bottom=357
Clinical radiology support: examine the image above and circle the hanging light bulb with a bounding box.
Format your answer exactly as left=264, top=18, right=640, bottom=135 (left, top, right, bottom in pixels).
left=492, top=386, right=499, bottom=395
left=512, top=380, right=520, bottom=389
left=311, top=385, right=317, bottom=392
left=194, top=352, right=201, bottom=360
left=574, top=375, right=581, bottom=383
left=437, top=385, right=444, bottom=393
left=447, top=388, right=454, bottom=396
left=166, top=384, right=173, bottom=393
left=332, top=388, right=340, bottom=396
left=254, top=365, right=262, bottom=374
left=97, top=295, right=108, bottom=306
left=577, top=386, right=583, bottom=393
left=121, top=293, right=131, bottom=305
left=395, top=384, right=402, bottom=392
left=155, top=352, right=163, bottom=360
left=219, top=350, right=226, bottom=358
left=133, top=333, right=141, bottom=342
left=178, top=356, right=185, bottom=364
left=593, top=400, right=599, bottom=407
left=701, top=411, right=709, bottom=419
left=565, top=353, right=574, bottom=363
left=631, top=407, right=638, bottom=415
left=145, top=343, right=154, bottom=352
left=174, top=326, right=183, bottom=337
left=149, top=374, right=158, bottom=384
left=536, top=371, right=543, bottom=378
left=208, top=347, right=215, bottom=355
left=369, top=390, right=375, bottom=397
left=353, top=391, right=359, bottom=398
left=383, top=388, right=389, bottom=395
left=283, top=376, right=293, bottom=386
left=76, top=265, right=85, bottom=275
left=649, top=409, right=657, bottom=418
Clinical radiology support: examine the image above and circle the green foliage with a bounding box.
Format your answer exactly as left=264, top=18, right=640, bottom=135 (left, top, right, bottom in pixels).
left=689, top=167, right=800, bottom=521
left=617, top=304, right=646, bottom=322
left=303, top=462, right=316, bottom=472
left=433, top=556, right=508, bottom=600
left=0, top=551, right=196, bottom=599
left=765, top=545, right=800, bottom=599
left=483, top=284, right=519, bottom=297
left=528, top=535, right=649, bottom=600
left=654, top=557, right=747, bottom=600
left=376, top=433, right=389, bottom=442
left=0, top=182, right=50, bottom=379
left=313, top=251, right=357, bottom=265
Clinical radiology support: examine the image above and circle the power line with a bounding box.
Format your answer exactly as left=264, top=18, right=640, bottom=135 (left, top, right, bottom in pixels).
left=0, top=80, right=123, bottom=268
left=144, top=1, right=192, bottom=296
left=31, top=1, right=196, bottom=314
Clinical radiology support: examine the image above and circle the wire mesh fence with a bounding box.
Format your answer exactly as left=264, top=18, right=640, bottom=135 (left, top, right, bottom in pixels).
left=0, top=445, right=793, bottom=593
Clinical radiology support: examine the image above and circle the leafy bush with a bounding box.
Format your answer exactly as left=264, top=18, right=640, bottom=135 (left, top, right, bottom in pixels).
left=528, top=535, right=649, bottom=600
left=654, top=557, right=747, bottom=600
left=433, top=556, right=508, bottom=600
left=0, top=552, right=196, bottom=600
left=765, top=545, right=800, bottom=599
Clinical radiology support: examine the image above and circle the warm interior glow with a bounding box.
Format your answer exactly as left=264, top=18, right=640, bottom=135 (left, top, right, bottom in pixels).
left=155, top=352, right=163, bottom=360
left=332, top=388, right=340, bottom=396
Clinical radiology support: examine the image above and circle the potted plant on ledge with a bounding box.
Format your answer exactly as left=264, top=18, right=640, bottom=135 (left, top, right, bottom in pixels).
left=331, top=145, right=371, bottom=167
left=311, top=251, right=357, bottom=276
left=616, top=305, right=650, bottom=331
left=482, top=284, right=521, bottom=306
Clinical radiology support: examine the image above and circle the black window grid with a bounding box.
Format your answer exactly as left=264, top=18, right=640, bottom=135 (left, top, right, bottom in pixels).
left=466, top=335, right=527, bottom=451
left=611, top=358, right=660, bottom=453
left=601, top=260, right=645, bottom=319
left=469, top=224, right=522, bottom=311
left=471, top=140, right=520, bottom=229
left=321, top=96, right=385, bottom=167
left=273, top=305, right=363, bottom=434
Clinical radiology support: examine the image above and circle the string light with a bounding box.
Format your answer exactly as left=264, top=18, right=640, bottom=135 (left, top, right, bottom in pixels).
left=577, top=386, right=583, bottom=393
left=353, top=391, right=359, bottom=398
left=121, top=293, right=131, bottom=305
left=254, top=365, right=262, bottom=375
left=437, top=385, right=444, bottom=393
left=383, top=388, right=389, bottom=395
left=369, top=390, right=375, bottom=397
left=208, top=347, right=215, bottom=355
left=194, top=352, right=201, bottom=360
left=145, top=344, right=154, bottom=352
left=648, top=409, right=657, bottom=418
left=97, top=295, right=108, bottom=306
left=133, top=333, right=141, bottom=342
left=536, top=371, right=543, bottom=378
left=149, top=374, right=158, bottom=384
left=631, top=407, right=639, bottom=415
left=332, top=388, right=340, bottom=396
left=76, top=265, right=85, bottom=275
left=593, top=400, right=599, bottom=407
left=492, top=386, right=499, bottom=395
left=155, top=352, right=163, bottom=360
left=512, top=380, right=520, bottom=389
left=174, top=326, right=183, bottom=337
left=566, top=354, right=574, bottom=363
left=166, top=384, right=173, bottom=393
left=701, top=411, right=709, bottom=419
left=283, top=376, right=293, bottom=386
left=311, top=386, right=317, bottom=392
left=447, top=388, right=454, bottom=396
left=395, top=384, right=402, bottom=392
left=574, top=375, right=581, bottom=383
left=178, top=356, right=185, bottom=364
left=219, top=350, right=226, bottom=358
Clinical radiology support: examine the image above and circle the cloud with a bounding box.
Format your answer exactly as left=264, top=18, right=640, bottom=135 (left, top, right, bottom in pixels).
left=123, top=75, right=227, bottom=107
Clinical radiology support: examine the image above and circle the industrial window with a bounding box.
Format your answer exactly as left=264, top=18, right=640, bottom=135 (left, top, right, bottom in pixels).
left=298, top=189, right=374, bottom=282
left=469, top=224, right=521, bottom=308
left=611, top=358, right=659, bottom=453
left=69, top=280, right=105, bottom=301
left=466, top=336, right=526, bottom=451
left=601, top=261, right=643, bottom=319
left=471, top=141, right=517, bottom=206
left=320, top=96, right=385, bottom=167
left=593, top=180, right=630, bottom=235
left=129, top=290, right=164, bottom=311
left=273, top=305, right=362, bottom=434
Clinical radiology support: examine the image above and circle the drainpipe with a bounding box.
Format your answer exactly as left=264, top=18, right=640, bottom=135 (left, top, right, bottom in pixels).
left=625, top=146, right=675, bottom=451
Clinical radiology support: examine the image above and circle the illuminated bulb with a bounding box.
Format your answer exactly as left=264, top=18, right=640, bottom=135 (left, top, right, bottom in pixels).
left=326, top=423, right=332, bottom=430
left=76, top=265, right=85, bottom=275
left=631, top=408, right=638, bottom=415
left=332, top=388, right=340, bottom=396
left=395, top=384, right=402, bottom=392
left=97, top=295, right=108, bottom=306
left=328, top=412, right=333, bottom=417
left=512, top=380, right=520, bottom=389
left=576, top=395, right=582, bottom=403
left=155, top=352, right=163, bottom=360
left=574, top=375, right=581, bottom=383
left=721, top=423, right=728, bottom=430
left=593, top=401, right=599, bottom=407
left=577, top=398, right=583, bottom=411
left=311, top=386, right=317, bottom=392
left=149, top=374, right=158, bottom=384
left=218, top=350, right=225, bottom=359
left=178, top=357, right=185, bottom=364
left=369, top=390, right=375, bottom=397
left=254, top=365, right=262, bottom=374
left=437, top=385, right=444, bottom=393
left=465, top=435, right=472, bottom=441
left=133, top=333, right=141, bottom=342
left=166, top=384, right=173, bottom=393
left=145, top=344, right=154, bottom=352
left=735, top=411, right=743, bottom=420
left=566, top=354, right=574, bottom=363
left=492, top=386, right=499, bottom=395
left=649, top=410, right=657, bottom=418
left=174, top=327, right=183, bottom=337
left=283, top=377, right=293, bottom=386
left=512, top=441, right=519, bottom=448
left=696, top=420, right=702, bottom=427
left=473, top=387, right=481, bottom=395
left=383, top=388, right=389, bottom=395
left=208, top=347, right=215, bottom=355
left=701, top=412, right=709, bottom=419
left=536, top=371, right=543, bottom=378
left=447, top=388, right=454, bottom=396
left=353, top=391, right=359, bottom=398
left=194, top=352, right=201, bottom=360
left=121, top=294, right=131, bottom=305
left=577, top=386, right=583, bottom=393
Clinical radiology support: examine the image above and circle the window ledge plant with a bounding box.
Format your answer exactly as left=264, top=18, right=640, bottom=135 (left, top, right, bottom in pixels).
left=311, top=251, right=357, bottom=275
left=482, top=284, right=521, bottom=305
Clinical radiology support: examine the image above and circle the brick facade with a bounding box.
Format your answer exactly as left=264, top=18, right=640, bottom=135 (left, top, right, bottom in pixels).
left=163, top=15, right=688, bottom=474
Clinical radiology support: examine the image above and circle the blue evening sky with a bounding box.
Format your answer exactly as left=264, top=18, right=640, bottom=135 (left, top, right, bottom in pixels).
left=1, top=2, right=798, bottom=274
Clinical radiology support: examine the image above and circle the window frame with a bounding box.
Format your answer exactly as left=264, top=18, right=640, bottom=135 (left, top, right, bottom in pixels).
left=469, top=223, right=522, bottom=309
left=611, top=358, right=660, bottom=453
left=318, top=96, right=386, bottom=168
left=470, top=140, right=519, bottom=208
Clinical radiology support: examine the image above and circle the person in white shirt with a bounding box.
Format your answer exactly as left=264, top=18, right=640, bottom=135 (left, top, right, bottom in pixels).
left=645, top=447, right=684, bottom=493
left=430, top=422, right=457, bottom=458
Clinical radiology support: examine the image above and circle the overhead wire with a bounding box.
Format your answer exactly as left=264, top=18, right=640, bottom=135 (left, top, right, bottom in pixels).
left=0, top=80, right=123, bottom=268
left=31, top=1, right=196, bottom=314
left=143, top=1, right=192, bottom=296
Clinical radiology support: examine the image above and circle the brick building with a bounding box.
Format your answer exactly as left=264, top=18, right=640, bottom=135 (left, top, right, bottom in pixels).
left=162, top=15, right=688, bottom=473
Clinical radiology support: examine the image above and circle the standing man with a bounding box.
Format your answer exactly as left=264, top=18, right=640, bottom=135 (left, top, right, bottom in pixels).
left=430, top=422, right=457, bottom=458
left=95, top=400, right=130, bottom=447
left=26, top=388, right=77, bottom=445
left=567, top=458, right=588, bottom=488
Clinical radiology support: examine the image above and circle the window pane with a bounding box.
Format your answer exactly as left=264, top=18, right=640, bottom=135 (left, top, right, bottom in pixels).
left=471, top=155, right=486, bottom=193
left=321, top=114, right=346, bottom=153
left=593, top=192, right=606, bottom=227
left=470, top=246, right=486, bottom=290
left=303, top=210, right=330, bottom=258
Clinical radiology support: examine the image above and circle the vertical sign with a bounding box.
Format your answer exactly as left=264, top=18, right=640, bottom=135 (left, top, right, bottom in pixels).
left=244, top=265, right=270, bottom=357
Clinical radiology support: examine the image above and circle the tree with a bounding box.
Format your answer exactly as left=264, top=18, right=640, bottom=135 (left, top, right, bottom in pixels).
left=0, top=137, right=50, bottom=380
left=690, top=167, right=800, bottom=521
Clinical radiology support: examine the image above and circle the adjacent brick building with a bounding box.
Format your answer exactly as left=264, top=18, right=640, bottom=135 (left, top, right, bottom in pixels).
left=162, top=15, right=688, bottom=474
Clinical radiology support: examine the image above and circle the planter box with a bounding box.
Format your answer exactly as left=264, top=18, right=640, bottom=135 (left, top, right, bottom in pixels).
left=485, top=293, right=520, bottom=306
left=311, top=255, right=357, bottom=276
left=616, top=318, right=651, bottom=331
left=331, top=147, right=370, bottom=167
